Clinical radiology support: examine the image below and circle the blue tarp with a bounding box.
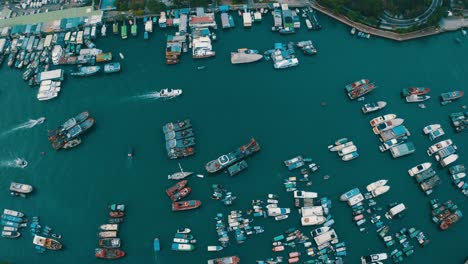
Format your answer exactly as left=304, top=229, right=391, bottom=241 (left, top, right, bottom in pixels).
left=100, top=0, right=116, bottom=11
left=219, top=5, right=229, bottom=12
left=392, top=125, right=406, bottom=135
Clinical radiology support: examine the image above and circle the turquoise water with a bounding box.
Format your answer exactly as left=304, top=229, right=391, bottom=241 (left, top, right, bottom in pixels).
left=0, top=13, right=467, bottom=264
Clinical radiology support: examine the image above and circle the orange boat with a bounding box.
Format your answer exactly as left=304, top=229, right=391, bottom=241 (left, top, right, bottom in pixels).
left=172, top=200, right=201, bottom=211
left=166, top=180, right=188, bottom=197
left=170, top=187, right=191, bottom=202
left=95, top=248, right=125, bottom=259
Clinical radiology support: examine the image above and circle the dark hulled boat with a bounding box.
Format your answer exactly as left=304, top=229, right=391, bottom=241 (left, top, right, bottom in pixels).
left=163, top=119, right=192, bottom=133
left=205, top=138, right=260, bottom=173
left=167, top=147, right=195, bottom=159
left=65, top=117, right=95, bottom=140
left=99, top=238, right=121, bottom=248
left=440, top=210, right=462, bottom=230
left=165, top=128, right=195, bottom=141
left=347, top=83, right=376, bottom=100
left=172, top=200, right=201, bottom=211
left=401, top=87, right=430, bottom=97
left=48, top=112, right=89, bottom=139
left=166, top=180, right=188, bottom=196
left=170, top=187, right=191, bottom=202
left=166, top=137, right=196, bottom=150
left=95, top=248, right=125, bottom=259
left=440, top=91, right=464, bottom=102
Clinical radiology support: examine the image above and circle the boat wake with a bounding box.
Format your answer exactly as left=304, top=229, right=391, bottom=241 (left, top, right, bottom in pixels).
left=0, top=158, right=28, bottom=169
left=0, top=117, right=46, bottom=137
left=126, top=92, right=161, bottom=101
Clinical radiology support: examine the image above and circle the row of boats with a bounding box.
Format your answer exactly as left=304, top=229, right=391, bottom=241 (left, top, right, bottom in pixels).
left=163, top=119, right=195, bottom=159
left=95, top=204, right=126, bottom=259
left=70, top=62, right=121, bottom=77
left=448, top=164, right=467, bottom=196
left=429, top=199, right=463, bottom=230
left=408, top=162, right=441, bottom=195
left=205, top=138, right=260, bottom=174
left=48, top=111, right=94, bottom=150
left=327, top=138, right=359, bottom=162
left=165, top=179, right=202, bottom=211
left=2, top=209, right=27, bottom=239
left=450, top=111, right=467, bottom=132
left=171, top=227, right=197, bottom=251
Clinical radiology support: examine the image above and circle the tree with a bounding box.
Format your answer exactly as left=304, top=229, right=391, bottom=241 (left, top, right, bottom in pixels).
left=147, top=0, right=166, bottom=13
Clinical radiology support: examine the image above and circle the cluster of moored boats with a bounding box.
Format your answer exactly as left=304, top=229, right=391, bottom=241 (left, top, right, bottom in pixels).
left=95, top=204, right=126, bottom=259
left=430, top=199, right=463, bottom=230
left=214, top=210, right=264, bottom=247
left=370, top=114, right=414, bottom=158
left=341, top=182, right=431, bottom=262
left=328, top=138, right=359, bottom=162
left=163, top=119, right=195, bottom=159
left=212, top=184, right=236, bottom=206
left=171, top=227, right=197, bottom=251
left=450, top=111, right=468, bottom=132
left=448, top=164, right=467, bottom=196
left=345, top=79, right=376, bottom=100
left=205, top=138, right=260, bottom=174
left=1, top=209, right=27, bottom=239
left=283, top=155, right=320, bottom=185
left=262, top=40, right=317, bottom=69
left=9, top=182, right=34, bottom=198
left=48, top=111, right=95, bottom=150
left=165, top=180, right=202, bottom=212
left=408, top=162, right=441, bottom=195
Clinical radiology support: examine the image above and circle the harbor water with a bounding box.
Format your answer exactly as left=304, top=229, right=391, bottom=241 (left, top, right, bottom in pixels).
left=0, top=14, right=467, bottom=263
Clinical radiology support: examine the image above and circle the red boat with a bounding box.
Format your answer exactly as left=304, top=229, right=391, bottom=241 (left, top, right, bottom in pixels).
left=207, top=256, right=240, bottom=264
left=402, top=87, right=430, bottom=97
left=166, top=180, right=188, bottom=197
left=95, top=248, right=125, bottom=259
left=170, top=187, right=191, bottom=202
left=172, top=200, right=201, bottom=211
left=440, top=211, right=461, bottom=230
left=109, top=211, right=124, bottom=218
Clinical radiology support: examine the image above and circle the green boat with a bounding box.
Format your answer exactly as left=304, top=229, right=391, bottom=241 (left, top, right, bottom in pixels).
left=227, top=160, right=248, bottom=176
left=131, top=24, right=137, bottom=36
left=121, top=24, right=127, bottom=39
left=113, top=22, right=118, bottom=34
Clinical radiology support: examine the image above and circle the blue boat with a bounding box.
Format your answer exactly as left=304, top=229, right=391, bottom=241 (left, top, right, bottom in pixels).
left=1, top=214, right=23, bottom=223
left=227, top=160, right=248, bottom=176
left=144, top=31, right=149, bottom=40
left=340, top=188, right=360, bottom=201
left=440, top=91, right=464, bottom=102
left=153, top=238, right=160, bottom=252
left=104, top=62, right=121, bottom=74
left=284, top=156, right=304, bottom=170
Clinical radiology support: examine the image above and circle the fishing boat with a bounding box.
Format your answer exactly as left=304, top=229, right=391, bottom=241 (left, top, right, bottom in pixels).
left=372, top=118, right=404, bottom=134
left=48, top=112, right=89, bottom=138
left=401, top=87, right=430, bottom=97
left=427, top=139, right=453, bottom=156
left=207, top=245, right=223, bottom=251
left=227, top=160, right=248, bottom=176
left=371, top=185, right=390, bottom=197
left=170, top=187, right=191, bottom=202
left=2, top=231, right=21, bottom=238
left=63, top=138, right=81, bottom=149
left=370, top=114, right=397, bottom=127
left=70, top=66, right=101, bottom=77
left=9, top=182, right=33, bottom=194
left=95, top=248, right=125, bottom=259
left=205, top=138, right=260, bottom=173
left=408, top=162, right=432, bottom=176
left=3, top=209, right=24, bottom=217
left=99, top=238, right=121, bottom=248
left=207, top=256, right=240, bottom=264
left=440, top=210, right=462, bottom=230
left=156, top=88, right=182, bottom=99
left=340, top=188, right=360, bottom=201
left=172, top=200, right=202, bottom=211
left=100, top=224, right=119, bottom=231
left=406, top=94, right=430, bottom=103
left=342, top=151, right=359, bottom=161
left=171, top=243, right=195, bottom=251
left=284, top=156, right=304, bottom=170
left=165, top=129, right=194, bottom=141
left=154, top=238, right=161, bottom=252
left=362, top=101, right=387, bottom=114
left=166, top=138, right=196, bottom=149
left=361, top=253, right=388, bottom=264
left=168, top=163, right=193, bottom=180
left=99, top=231, right=117, bottom=238
left=440, top=91, right=464, bottom=102
left=163, top=119, right=191, bottom=133
left=33, top=235, right=62, bottom=250
left=366, top=179, right=388, bottom=192
left=345, top=79, right=369, bottom=92
left=423, top=124, right=441, bottom=134
left=104, top=62, right=121, bottom=73
left=166, top=180, right=188, bottom=196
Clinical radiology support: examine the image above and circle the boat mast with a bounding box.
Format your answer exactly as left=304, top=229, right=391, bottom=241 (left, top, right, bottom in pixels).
left=178, top=163, right=184, bottom=173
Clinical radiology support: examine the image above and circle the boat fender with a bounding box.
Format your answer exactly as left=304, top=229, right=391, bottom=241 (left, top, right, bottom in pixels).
left=321, top=102, right=326, bottom=106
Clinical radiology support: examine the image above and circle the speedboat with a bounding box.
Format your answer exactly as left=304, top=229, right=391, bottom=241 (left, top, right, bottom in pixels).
left=362, top=101, right=387, bottom=114
left=366, top=179, right=388, bottom=192
left=156, top=88, right=182, bottom=99
left=408, top=162, right=432, bottom=176
left=406, top=94, right=430, bottom=103
left=15, top=158, right=28, bottom=168
left=177, top=227, right=191, bottom=234
left=423, top=124, right=441, bottom=134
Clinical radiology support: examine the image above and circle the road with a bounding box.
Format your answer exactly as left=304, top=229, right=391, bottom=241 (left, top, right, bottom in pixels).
left=380, top=0, right=442, bottom=28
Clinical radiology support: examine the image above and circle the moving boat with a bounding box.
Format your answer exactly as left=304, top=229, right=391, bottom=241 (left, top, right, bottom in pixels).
left=205, top=138, right=260, bottom=173
left=104, top=62, right=121, bottom=73
left=156, top=88, right=182, bottom=99
left=408, top=162, right=432, bottom=176
left=423, top=124, right=441, bottom=134
left=172, top=200, right=202, bottom=211
left=95, top=248, right=125, bottom=259
left=362, top=101, right=387, bottom=114
left=9, top=182, right=33, bottom=194
left=99, top=238, right=121, bottom=248
left=33, top=235, right=62, bottom=250
left=440, top=91, right=464, bottom=102
left=70, top=66, right=101, bottom=77
left=401, top=87, right=430, bottom=97
left=366, top=179, right=388, bottom=192
left=370, top=114, right=397, bottom=127
left=166, top=180, right=188, bottom=196
left=168, top=163, right=193, bottom=180
left=230, top=48, right=263, bottom=64
left=406, top=94, right=430, bottom=103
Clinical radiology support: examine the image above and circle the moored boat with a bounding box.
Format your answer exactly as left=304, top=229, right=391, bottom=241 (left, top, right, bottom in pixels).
left=2, top=231, right=21, bottom=238
left=70, top=66, right=101, bottom=77
left=406, top=94, right=430, bottom=103
left=171, top=243, right=195, bottom=251
left=408, top=162, right=432, bottom=176
left=166, top=180, right=188, bottom=196
left=423, top=124, right=441, bottom=134
left=104, top=62, right=121, bottom=73
left=33, top=235, right=62, bottom=250
left=207, top=256, right=240, bottom=264
left=95, top=248, right=125, bottom=259
left=207, top=245, right=223, bottom=251
left=205, top=138, right=260, bottom=173
left=231, top=48, right=263, bottom=64
left=427, top=139, right=453, bottom=156
left=370, top=114, right=397, bottom=127
left=340, top=188, right=360, bottom=201
left=163, top=119, right=191, bottom=133
left=99, top=231, right=117, bottom=238
left=440, top=91, right=464, bottom=102
left=170, top=187, right=191, bottom=202
left=9, top=182, right=33, bottom=194
left=371, top=185, right=390, bottom=197
left=361, top=253, right=388, bottom=264
left=362, top=101, right=387, bottom=114
left=168, top=163, right=193, bottom=180
left=345, top=79, right=369, bottom=92
left=172, top=200, right=202, bottom=211
left=401, top=87, right=430, bottom=97
left=99, top=238, right=121, bottom=248
left=372, top=118, right=404, bottom=134
left=440, top=210, right=462, bottom=230
left=3, top=209, right=24, bottom=217
left=284, top=156, right=304, bottom=170
left=329, top=141, right=354, bottom=152
left=338, top=145, right=357, bottom=156
left=441, top=154, right=458, bottom=167
left=366, top=179, right=388, bottom=192
left=342, top=151, right=359, bottom=161
left=49, top=112, right=89, bottom=137
left=100, top=224, right=119, bottom=231
left=379, top=137, right=407, bottom=152
left=227, top=160, right=248, bottom=176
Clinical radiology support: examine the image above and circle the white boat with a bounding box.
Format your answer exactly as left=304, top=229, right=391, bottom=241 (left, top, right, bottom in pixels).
left=369, top=114, right=396, bottom=127
left=452, top=172, right=466, bottom=180
left=267, top=199, right=278, bottom=204
left=196, top=174, right=204, bottom=178
left=361, top=253, right=388, bottom=264
left=310, top=226, right=330, bottom=237
left=119, top=52, right=124, bottom=59
left=329, top=141, right=354, bottom=152
left=338, top=145, right=357, bottom=156
left=3, top=226, right=17, bottom=232
left=408, top=162, right=432, bottom=176
left=427, top=139, right=453, bottom=156
left=361, top=101, right=387, bottom=114
left=101, top=24, right=107, bottom=37
left=2, top=231, right=21, bottom=238
left=305, top=19, right=312, bottom=29
left=385, top=203, right=406, bottom=219
left=441, top=154, right=458, bottom=167
left=51, top=45, right=62, bottom=65
left=173, top=238, right=196, bottom=244
left=347, top=193, right=364, bottom=206
left=100, top=224, right=119, bottom=231
left=371, top=185, right=390, bottom=197
left=293, top=190, right=318, bottom=199
left=3, top=209, right=24, bottom=217
left=9, top=182, right=33, bottom=193
left=168, top=163, right=193, bottom=180
left=99, top=231, right=117, bottom=238
left=372, top=118, right=404, bottom=134
left=275, top=215, right=288, bottom=221
left=207, top=246, right=223, bottom=251
left=406, top=94, right=431, bottom=103
left=301, top=215, right=326, bottom=226
left=366, top=179, right=388, bottom=192
left=156, top=88, right=182, bottom=99
left=379, top=137, right=407, bottom=152
left=342, top=151, right=359, bottom=161
left=177, top=227, right=191, bottom=234
left=423, top=124, right=441, bottom=134
left=350, top=27, right=356, bottom=35
left=266, top=204, right=277, bottom=209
